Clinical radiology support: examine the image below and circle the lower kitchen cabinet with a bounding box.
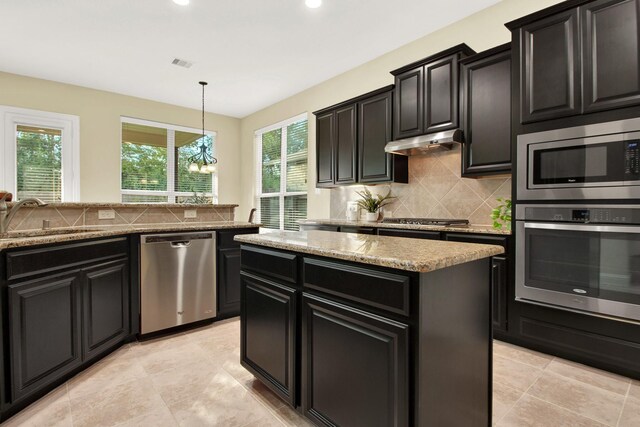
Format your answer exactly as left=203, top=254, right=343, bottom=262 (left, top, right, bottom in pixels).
left=301, top=294, right=408, bottom=427
left=240, top=272, right=297, bottom=406
left=8, top=272, right=83, bottom=402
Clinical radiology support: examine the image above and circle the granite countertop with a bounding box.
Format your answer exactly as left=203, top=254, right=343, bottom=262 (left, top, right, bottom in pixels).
left=235, top=230, right=504, bottom=273
left=3, top=202, right=239, bottom=209
left=0, top=222, right=259, bottom=250
left=299, top=219, right=511, bottom=236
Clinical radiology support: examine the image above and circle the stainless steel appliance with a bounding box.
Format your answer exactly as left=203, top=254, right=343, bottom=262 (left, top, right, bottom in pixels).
left=382, top=218, right=470, bottom=226
left=516, top=204, right=640, bottom=322
left=517, top=117, right=640, bottom=200
left=140, top=232, right=216, bottom=334
left=385, top=129, right=463, bottom=155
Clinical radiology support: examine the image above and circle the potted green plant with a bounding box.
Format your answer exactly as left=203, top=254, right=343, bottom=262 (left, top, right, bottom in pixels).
left=356, top=188, right=395, bottom=222
left=491, top=198, right=512, bottom=231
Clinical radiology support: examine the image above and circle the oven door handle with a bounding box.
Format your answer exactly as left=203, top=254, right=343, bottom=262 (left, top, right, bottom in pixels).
left=524, top=222, right=640, bottom=233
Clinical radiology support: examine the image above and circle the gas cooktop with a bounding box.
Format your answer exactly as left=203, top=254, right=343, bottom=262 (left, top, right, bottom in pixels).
left=381, top=218, right=470, bottom=226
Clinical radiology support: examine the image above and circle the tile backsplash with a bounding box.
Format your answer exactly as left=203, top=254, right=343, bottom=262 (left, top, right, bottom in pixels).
left=7, top=205, right=236, bottom=231
left=330, top=145, right=511, bottom=225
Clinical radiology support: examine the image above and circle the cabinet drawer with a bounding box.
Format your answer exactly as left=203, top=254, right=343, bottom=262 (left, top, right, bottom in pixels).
left=443, top=233, right=508, bottom=253
left=6, top=238, right=128, bottom=281
left=377, top=228, right=441, bottom=240
left=340, top=226, right=376, bottom=235
left=241, top=245, right=298, bottom=284
left=303, top=258, right=411, bottom=316
left=218, top=228, right=259, bottom=249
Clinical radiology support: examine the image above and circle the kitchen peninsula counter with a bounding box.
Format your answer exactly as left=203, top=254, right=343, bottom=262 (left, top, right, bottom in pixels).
left=237, top=230, right=502, bottom=426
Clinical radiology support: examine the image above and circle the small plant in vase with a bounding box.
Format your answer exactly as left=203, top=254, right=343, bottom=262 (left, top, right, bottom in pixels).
left=491, top=198, right=512, bottom=231
left=356, top=188, right=396, bottom=222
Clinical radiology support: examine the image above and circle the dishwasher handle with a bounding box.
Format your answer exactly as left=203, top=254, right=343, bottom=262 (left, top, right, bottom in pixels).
left=141, top=232, right=214, bottom=244
left=170, top=241, right=192, bottom=248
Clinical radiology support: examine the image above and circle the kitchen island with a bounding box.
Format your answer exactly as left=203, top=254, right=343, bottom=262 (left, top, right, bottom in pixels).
left=235, top=230, right=504, bottom=427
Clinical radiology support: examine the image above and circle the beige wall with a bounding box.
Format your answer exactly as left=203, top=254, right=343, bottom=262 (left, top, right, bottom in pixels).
left=238, top=0, right=563, bottom=220
left=0, top=72, right=242, bottom=205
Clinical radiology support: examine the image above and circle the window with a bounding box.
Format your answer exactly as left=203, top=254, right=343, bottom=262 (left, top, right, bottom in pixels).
left=0, top=106, right=80, bottom=202
left=255, top=114, right=308, bottom=231
left=120, top=118, right=217, bottom=203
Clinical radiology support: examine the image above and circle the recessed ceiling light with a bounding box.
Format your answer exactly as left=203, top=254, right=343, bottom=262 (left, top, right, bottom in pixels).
left=305, top=0, right=322, bottom=9
left=173, top=0, right=189, bottom=5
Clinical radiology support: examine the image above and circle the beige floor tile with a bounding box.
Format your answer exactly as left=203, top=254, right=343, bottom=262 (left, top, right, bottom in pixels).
left=167, top=377, right=272, bottom=427
left=149, top=361, right=233, bottom=406
left=67, top=348, right=147, bottom=400
left=242, top=415, right=286, bottom=427
left=132, top=332, right=191, bottom=353
left=618, top=397, right=640, bottom=427
left=237, top=376, right=287, bottom=411
left=527, top=372, right=625, bottom=426
left=69, top=377, right=167, bottom=427
left=113, top=405, right=177, bottom=427
left=1, top=385, right=71, bottom=427
left=134, top=342, right=211, bottom=375
left=544, top=358, right=631, bottom=396
left=493, top=355, right=543, bottom=392
left=630, top=381, right=640, bottom=401
left=493, top=341, right=553, bottom=369
left=272, top=405, right=315, bottom=427
left=498, top=394, right=605, bottom=427
left=493, top=381, right=524, bottom=423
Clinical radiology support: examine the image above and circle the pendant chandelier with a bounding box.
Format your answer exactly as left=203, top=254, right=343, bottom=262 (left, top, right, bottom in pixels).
left=188, top=81, right=218, bottom=174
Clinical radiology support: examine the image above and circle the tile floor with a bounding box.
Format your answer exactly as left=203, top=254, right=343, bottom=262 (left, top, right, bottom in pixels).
left=1, top=318, right=638, bottom=427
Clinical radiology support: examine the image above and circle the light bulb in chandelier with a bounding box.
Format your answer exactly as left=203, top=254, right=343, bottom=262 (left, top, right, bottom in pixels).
left=188, top=163, right=199, bottom=172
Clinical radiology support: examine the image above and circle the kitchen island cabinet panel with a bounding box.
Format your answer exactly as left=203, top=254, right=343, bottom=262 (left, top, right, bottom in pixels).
left=301, top=294, right=408, bottom=427
left=8, top=272, right=82, bottom=402
left=240, top=273, right=297, bottom=406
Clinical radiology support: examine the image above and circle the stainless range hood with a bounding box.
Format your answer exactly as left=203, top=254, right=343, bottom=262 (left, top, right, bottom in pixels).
left=384, top=129, right=463, bottom=155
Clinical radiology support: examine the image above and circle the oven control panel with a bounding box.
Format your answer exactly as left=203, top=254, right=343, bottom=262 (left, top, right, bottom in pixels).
left=524, top=206, right=640, bottom=224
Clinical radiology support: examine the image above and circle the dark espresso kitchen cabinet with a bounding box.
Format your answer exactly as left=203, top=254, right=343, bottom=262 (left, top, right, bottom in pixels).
left=301, top=294, right=409, bottom=427
left=217, top=228, right=259, bottom=318
left=460, top=44, right=512, bottom=176
left=314, top=86, right=407, bottom=187
left=582, top=0, right=640, bottom=112
left=391, top=44, right=475, bottom=140
left=509, top=0, right=640, bottom=124
left=518, top=9, right=581, bottom=123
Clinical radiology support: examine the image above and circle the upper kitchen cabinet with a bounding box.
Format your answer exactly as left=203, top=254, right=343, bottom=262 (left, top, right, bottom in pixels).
left=508, top=0, right=640, bottom=124
left=390, top=44, right=475, bottom=140
left=460, top=43, right=512, bottom=177
left=313, top=86, right=407, bottom=187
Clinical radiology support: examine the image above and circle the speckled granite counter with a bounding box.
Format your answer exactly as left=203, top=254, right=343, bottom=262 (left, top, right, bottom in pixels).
left=235, top=230, right=504, bottom=273
left=0, top=222, right=259, bottom=250
left=299, top=219, right=511, bottom=235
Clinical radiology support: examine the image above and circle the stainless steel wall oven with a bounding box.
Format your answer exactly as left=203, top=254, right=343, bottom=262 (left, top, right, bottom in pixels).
left=517, top=118, right=640, bottom=201
left=516, top=204, right=640, bottom=322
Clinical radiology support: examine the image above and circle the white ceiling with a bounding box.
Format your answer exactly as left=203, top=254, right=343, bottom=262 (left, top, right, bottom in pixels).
left=0, top=0, right=500, bottom=118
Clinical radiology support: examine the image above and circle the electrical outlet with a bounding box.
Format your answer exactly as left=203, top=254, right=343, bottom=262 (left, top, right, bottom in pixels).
left=184, top=209, right=197, bottom=219
left=98, top=210, right=116, bottom=220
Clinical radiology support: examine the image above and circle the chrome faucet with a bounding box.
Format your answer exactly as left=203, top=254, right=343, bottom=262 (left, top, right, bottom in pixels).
left=0, top=194, right=49, bottom=234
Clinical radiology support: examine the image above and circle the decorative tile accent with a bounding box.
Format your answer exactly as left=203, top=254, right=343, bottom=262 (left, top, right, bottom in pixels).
left=330, top=145, right=511, bottom=224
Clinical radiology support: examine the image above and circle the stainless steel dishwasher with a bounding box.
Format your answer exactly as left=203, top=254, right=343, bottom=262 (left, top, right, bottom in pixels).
left=140, top=231, right=216, bottom=334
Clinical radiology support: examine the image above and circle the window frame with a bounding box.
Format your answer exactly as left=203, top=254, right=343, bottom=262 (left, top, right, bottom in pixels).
left=120, top=117, right=218, bottom=203
left=0, top=105, right=80, bottom=202
left=255, top=113, right=308, bottom=230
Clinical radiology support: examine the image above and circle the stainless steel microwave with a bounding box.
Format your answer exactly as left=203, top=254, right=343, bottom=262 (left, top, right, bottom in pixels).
left=517, top=118, right=640, bottom=200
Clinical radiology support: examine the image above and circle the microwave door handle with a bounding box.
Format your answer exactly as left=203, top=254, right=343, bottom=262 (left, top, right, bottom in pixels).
left=524, top=222, right=640, bottom=234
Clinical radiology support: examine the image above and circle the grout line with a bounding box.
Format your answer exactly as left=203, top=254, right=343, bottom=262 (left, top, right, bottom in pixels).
left=524, top=394, right=609, bottom=426
left=616, top=383, right=632, bottom=427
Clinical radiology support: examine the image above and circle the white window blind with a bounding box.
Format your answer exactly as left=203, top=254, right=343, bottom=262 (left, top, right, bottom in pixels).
left=255, top=114, right=308, bottom=231
left=120, top=117, right=218, bottom=204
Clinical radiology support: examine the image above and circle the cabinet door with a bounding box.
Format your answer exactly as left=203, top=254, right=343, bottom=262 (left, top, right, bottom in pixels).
left=241, top=273, right=297, bottom=406
left=358, top=90, right=394, bottom=183
left=520, top=9, right=581, bottom=123
left=316, top=111, right=335, bottom=187
left=394, top=68, right=424, bottom=139
left=218, top=247, right=241, bottom=317
left=583, top=0, right=640, bottom=112
left=492, top=256, right=508, bottom=333
left=8, top=272, right=82, bottom=402
left=82, top=259, right=130, bottom=361
left=424, top=54, right=459, bottom=132
left=335, top=104, right=357, bottom=184
left=461, top=47, right=512, bottom=176
left=302, top=294, right=409, bottom=427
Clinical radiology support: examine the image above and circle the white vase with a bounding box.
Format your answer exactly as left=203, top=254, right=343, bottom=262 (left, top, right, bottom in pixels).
left=364, top=211, right=378, bottom=222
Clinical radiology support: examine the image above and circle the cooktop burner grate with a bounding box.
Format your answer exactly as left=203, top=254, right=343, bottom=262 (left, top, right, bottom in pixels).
left=381, top=218, right=470, bottom=226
